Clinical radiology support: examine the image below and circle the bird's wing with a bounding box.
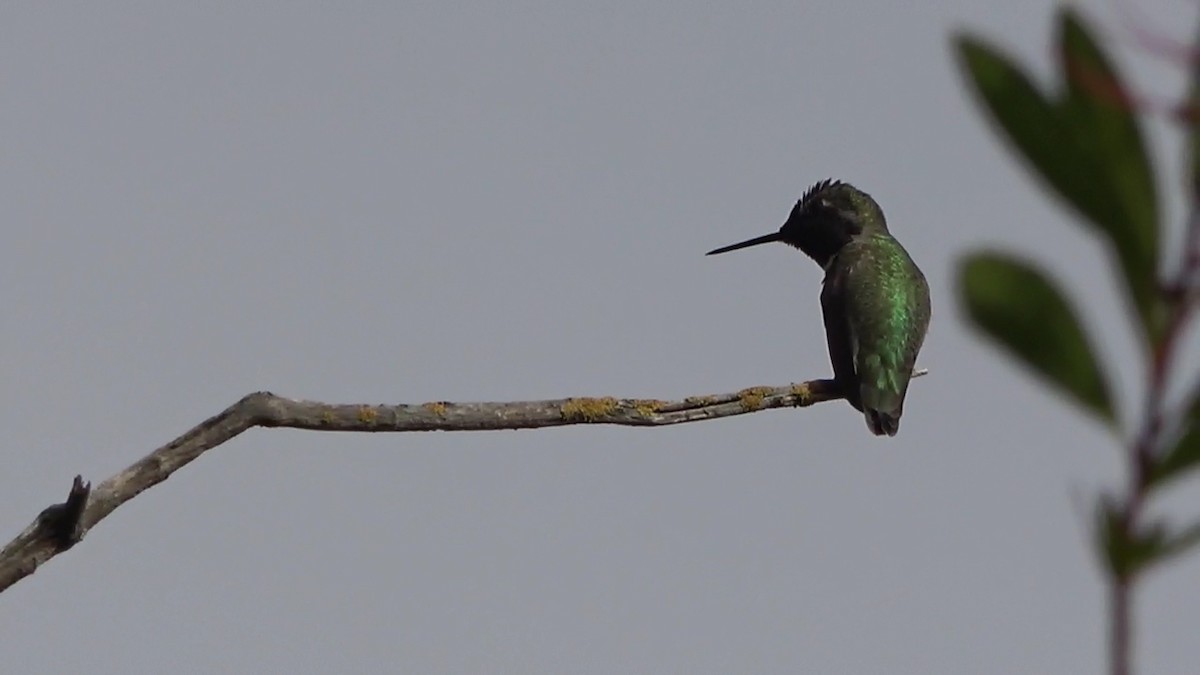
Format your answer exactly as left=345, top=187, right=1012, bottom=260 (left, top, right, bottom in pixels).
left=820, top=265, right=861, bottom=411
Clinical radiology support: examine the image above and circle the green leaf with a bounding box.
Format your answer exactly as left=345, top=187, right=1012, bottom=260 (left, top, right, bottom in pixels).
left=1096, top=500, right=1200, bottom=578
left=1149, top=396, right=1200, bottom=488
left=1096, top=498, right=1159, bottom=579
left=1057, top=9, right=1164, bottom=343
left=959, top=252, right=1115, bottom=422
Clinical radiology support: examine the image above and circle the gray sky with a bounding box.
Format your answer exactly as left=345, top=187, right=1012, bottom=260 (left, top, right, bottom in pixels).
left=2, top=1, right=1198, bottom=673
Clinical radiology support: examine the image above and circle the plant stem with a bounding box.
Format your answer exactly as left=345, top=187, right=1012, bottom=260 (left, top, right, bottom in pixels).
left=1111, top=578, right=1132, bottom=675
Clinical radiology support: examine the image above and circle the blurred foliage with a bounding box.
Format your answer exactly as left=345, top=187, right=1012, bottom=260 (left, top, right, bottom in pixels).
left=959, top=252, right=1114, bottom=422
left=954, top=6, right=1200, bottom=674
left=955, top=11, right=1164, bottom=345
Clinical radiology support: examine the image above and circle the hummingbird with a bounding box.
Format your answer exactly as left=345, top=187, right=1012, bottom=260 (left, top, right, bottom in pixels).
left=707, top=179, right=930, bottom=436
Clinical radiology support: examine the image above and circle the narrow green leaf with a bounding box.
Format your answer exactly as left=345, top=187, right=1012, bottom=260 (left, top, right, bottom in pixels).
left=1057, top=9, right=1164, bottom=343
left=1099, top=504, right=1200, bottom=571
left=1096, top=500, right=1200, bottom=578
left=1150, top=426, right=1200, bottom=489
left=959, top=252, right=1115, bottom=422
left=1149, top=402, right=1200, bottom=488
left=1096, top=498, right=1159, bottom=579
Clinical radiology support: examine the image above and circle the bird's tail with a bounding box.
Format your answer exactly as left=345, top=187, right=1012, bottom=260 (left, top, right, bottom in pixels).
left=863, top=405, right=901, bottom=437
left=859, top=382, right=905, bottom=437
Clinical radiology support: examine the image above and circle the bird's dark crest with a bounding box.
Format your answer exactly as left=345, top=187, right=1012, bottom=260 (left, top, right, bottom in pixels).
left=796, top=178, right=843, bottom=212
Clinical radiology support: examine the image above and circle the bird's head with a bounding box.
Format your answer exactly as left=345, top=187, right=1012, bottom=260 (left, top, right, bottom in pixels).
left=707, top=179, right=886, bottom=268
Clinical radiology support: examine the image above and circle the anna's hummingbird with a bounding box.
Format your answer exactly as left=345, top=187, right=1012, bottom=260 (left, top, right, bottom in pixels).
left=707, top=179, right=930, bottom=436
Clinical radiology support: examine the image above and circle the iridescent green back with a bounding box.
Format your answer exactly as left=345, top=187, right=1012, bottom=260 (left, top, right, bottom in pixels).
left=838, top=233, right=930, bottom=428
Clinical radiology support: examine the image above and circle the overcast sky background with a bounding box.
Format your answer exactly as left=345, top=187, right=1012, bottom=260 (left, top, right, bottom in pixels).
left=2, top=1, right=1199, bottom=673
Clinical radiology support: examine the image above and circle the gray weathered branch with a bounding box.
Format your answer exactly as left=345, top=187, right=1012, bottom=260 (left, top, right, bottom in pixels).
left=0, top=372, right=925, bottom=593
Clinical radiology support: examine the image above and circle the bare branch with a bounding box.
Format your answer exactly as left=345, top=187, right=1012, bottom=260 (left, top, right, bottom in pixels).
left=0, top=370, right=927, bottom=593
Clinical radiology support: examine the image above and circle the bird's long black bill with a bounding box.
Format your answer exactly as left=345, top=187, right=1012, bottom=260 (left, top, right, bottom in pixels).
left=705, top=232, right=782, bottom=256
